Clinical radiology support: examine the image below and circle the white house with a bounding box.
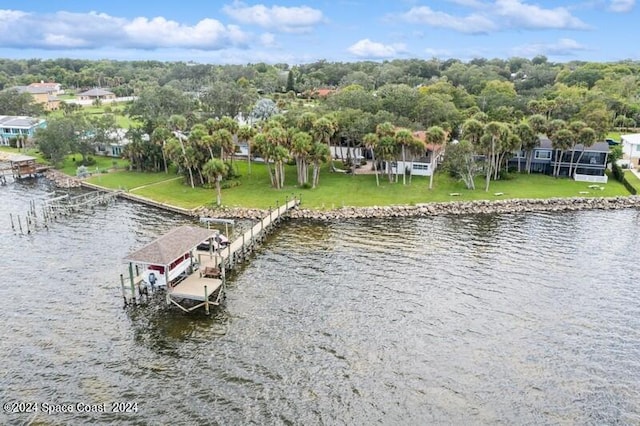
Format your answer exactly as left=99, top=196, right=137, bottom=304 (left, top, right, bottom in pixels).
left=621, top=133, right=640, bottom=168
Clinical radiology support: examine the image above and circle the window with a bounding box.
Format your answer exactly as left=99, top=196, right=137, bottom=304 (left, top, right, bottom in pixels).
left=534, top=150, right=551, bottom=160
left=635, top=144, right=640, bottom=152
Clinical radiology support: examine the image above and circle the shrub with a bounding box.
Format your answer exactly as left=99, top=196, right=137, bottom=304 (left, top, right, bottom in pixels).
left=221, top=180, right=240, bottom=189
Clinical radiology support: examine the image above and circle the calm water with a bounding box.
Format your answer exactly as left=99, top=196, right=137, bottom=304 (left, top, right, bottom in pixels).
left=1, top=178, right=640, bottom=425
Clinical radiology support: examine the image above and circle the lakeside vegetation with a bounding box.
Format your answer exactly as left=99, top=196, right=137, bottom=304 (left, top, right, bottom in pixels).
left=85, top=161, right=630, bottom=209
left=1, top=57, right=640, bottom=209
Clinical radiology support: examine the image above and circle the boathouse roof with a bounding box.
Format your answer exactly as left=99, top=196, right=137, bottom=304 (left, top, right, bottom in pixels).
left=123, top=225, right=218, bottom=266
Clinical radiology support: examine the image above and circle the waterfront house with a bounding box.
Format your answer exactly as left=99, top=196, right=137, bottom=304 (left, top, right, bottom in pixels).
left=94, top=128, right=148, bottom=157
left=77, top=88, right=116, bottom=101
left=0, top=116, right=47, bottom=146
left=621, top=133, right=640, bottom=168
left=387, top=130, right=445, bottom=177
left=510, top=137, right=609, bottom=183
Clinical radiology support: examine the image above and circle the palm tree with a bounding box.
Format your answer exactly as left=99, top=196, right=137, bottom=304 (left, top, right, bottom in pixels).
left=213, top=129, right=234, bottom=161
left=291, top=131, right=313, bottom=186
left=407, top=136, right=426, bottom=185
left=515, top=121, right=538, bottom=173
left=238, top=125, right=256, bottom=174
left=168, top=114, right=194, bottom=187
left=363, top=133, right=380, bottom=187
left=425, top=126, right=447, bottom=190
left=377, top=135, right=397, bottom=182
left=481, top=122, right=508, bottom=191
left=252, top=133, right=276, bottom=187
left=394, top=128, right=415, bottom=185
left=551, top=128, right=574, bottom=177
left=151, top=126, right=171, bottom=173
left=573, top=127, right=597, bottom=176
left=309, top=142, right=331, bottom=188
left=203, top=158, right=229, bottom=207
left=567, top=121, right=588, bottom=177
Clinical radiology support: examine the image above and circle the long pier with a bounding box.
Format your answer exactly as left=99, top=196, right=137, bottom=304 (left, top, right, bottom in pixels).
left=197, top=197, right=300, bottom=271
left=122, top=197, right=300, bottom=314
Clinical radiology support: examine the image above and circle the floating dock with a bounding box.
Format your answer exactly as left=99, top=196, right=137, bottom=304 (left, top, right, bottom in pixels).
left=121, top=197, right=300, bottom=314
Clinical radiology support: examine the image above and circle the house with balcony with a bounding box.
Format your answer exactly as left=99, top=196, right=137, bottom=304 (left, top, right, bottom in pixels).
left=510, top=137, right=609, bottom=183
left=0, top=116, right=47, bottom=146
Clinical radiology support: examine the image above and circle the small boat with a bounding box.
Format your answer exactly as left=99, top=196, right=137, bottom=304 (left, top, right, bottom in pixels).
left=196, top=233, right=229, bottom=251
left=141, top=252, right=192, bottom=288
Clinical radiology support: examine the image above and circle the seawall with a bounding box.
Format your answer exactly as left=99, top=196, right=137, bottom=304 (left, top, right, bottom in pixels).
left=196, top=196, right=640, bottom=220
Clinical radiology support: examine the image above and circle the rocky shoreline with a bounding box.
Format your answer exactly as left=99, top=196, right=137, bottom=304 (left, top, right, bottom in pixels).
left=40, top=171, right=640, bottom=220
left=195, top=195, right=640, bottom=220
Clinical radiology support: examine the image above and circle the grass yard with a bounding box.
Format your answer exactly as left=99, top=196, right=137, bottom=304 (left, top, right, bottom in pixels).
left=58, top=153, right=129, bottom=175
left=624, top=170, right=640, bottom=193
left=86, top=160, right=631, bottom=210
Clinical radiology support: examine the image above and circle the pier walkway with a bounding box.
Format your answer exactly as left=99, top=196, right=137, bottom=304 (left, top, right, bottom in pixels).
left=122, top=197, right=300, bottom=314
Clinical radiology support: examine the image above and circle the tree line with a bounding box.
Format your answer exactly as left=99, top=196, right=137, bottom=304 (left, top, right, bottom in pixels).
left=1, top=56, right=637, bottom=200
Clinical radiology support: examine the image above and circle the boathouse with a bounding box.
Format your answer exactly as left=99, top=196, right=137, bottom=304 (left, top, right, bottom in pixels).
left=10, top=154, right=37, bottom=178
left=123, top=225, right=225, bottom=313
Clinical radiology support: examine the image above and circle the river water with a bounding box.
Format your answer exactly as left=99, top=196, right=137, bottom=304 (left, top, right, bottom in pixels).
left=1, top=178, right=639, bottom=425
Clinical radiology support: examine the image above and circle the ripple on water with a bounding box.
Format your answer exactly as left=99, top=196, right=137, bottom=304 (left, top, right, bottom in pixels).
left=2, top=182, right=640, bottom=423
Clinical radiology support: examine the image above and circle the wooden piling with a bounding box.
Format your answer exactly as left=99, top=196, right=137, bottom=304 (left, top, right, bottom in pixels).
left=120, top=274, right=127, bottom=305
left=204, top=285, right=209, bottom=315
left=128, top=263, right=136, bottom=305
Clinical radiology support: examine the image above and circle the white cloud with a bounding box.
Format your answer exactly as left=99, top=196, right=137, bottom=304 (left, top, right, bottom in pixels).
left=260, top=32, right=277, bottom=47
left=0, top=9, right=249, bottom=50
left=494, top=0, right=588, bottom=29
left=347, top=39, right=406, bottom=58
left=400, top=1, right=587, bottom=33
left=512, top=38, right=589, bottom=57
left=609, top=0, right=635, bottom=12
left=446, top=0, right=487, bottom=7
left=400, top=6, right=497, bottom=33
left=222, top=1, right=324, bottom=33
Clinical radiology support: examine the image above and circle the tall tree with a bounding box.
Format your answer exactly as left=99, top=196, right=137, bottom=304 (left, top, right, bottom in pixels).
left=425, top=126, right=447, bottom=190
left=291, top=131, right=313, bottom=186
left=363, top=133, right=380, bottom=187
left=203, top=158, right=229, bottom=207
left=394, top=128, right=415, bottom=185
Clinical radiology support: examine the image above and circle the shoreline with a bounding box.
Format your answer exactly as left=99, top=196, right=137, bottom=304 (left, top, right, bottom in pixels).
left=43, top=169, right=640, bottom=220
left=196, top=196, right=640, bottom=220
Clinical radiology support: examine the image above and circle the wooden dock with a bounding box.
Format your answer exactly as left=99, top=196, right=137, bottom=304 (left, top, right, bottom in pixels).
left=122, top=197, right=300, bottom=314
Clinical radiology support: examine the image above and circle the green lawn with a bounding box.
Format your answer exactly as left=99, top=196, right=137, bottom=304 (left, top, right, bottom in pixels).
left=46, top=103, right=137, bottom=128
left=624, top=170, right=640, bottom=193
left=85, top=160, right=631, bottom=210
left=58, top=153, right=129, bottom=175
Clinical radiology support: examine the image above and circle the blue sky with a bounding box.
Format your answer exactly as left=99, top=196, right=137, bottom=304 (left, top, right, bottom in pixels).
left=0, top=0, right=636, bottom=64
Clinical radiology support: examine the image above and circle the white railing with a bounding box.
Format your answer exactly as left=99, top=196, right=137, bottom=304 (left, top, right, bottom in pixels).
left=574, top=173, right=608, bottom=183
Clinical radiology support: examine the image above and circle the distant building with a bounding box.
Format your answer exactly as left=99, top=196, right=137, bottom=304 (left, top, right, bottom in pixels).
left=77, top=88, right=116, bottom=101
left=621, top=133, right=640, bottom=168
left=11, top=85, right=61, bottom=111
left=94, top=128, right=149, bottom=157
left=0, top=115, right=47, bottom=146
left=28, top=81, right=63, bottom=95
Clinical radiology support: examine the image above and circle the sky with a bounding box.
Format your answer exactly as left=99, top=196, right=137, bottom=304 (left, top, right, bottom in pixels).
left=0, top=0, right=637, bottom=64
